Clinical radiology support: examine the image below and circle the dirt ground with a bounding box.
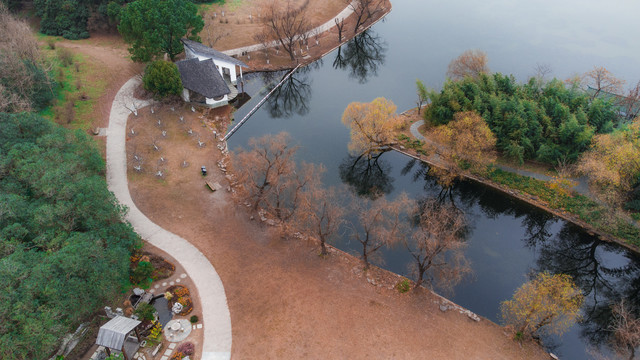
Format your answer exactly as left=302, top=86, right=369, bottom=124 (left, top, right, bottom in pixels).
left=202, top=0, right=351, bottom=50
left=125, top=107, right=548, bottom=359
left=201, top=0, right=392, bottom=71
left=53, top=2, right=546, bottom=359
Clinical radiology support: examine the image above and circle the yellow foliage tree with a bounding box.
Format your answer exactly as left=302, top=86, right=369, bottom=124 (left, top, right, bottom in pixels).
left=430, top=111, right=496, bottom=187
left=435, top=111, right=496, bottom=171
left=341, top=97, right=404, bottom=155
left=501, top=272, right=584, bottom=338
left=577, top=118, right=640, bottom=203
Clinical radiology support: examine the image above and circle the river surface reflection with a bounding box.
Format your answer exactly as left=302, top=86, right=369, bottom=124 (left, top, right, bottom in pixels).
left=229, top=1, right=640, bottom=358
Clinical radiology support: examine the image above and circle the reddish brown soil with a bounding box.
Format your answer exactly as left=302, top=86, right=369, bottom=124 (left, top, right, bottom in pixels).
left=203, top=0, right=392, bottom=71
left=126, top=108, right=548, bottom=359
left=52, top=5, right=545, bottom=359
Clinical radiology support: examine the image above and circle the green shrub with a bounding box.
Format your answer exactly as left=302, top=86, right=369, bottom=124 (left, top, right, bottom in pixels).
left=142, top=60, right=183, bottom=99
left=135, top=302, right=156, bottom=321
left=35, top=0, right=90, bottom=39
left=396, top=278, right=411, bottom=293
left=190, top=315, right=199, bottom=323
left=131, top=261, right=154, bottom=285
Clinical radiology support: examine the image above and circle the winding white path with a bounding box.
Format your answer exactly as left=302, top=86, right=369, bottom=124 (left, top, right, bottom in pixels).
left=106, top=77, right=232, bottom=360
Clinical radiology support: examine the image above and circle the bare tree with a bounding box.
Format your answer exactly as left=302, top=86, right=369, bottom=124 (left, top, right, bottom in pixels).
left=348, top=192, right=412, bottom=270
left=344, top=0, right=385, bottom=34
left=335, top=17, right=345, bottom=42
left=179, top=149, right=190, bottom=168
left=261, top=0, right=311, bottom=61
left=446, top=49, right=490, bottom=81
left=149, top=133, right=162, bottom=151
left=533, top=63, right=552, bottom=82
left=620, top=81, right=640, bottom=121
left=203, top=12, right=229, bottom=47
left=296, top=185, right=345, bottom=256
left=253, top=31, right=272, bottom=63
left=233, top=132, right=298, bottom=211
left=609, top=300, right=640, bottom=360
left=404, top=198, right=470, bottom=292
left=583, top=66, right=625, bottom=99
left=269, top=161, right=322, bottom=225
left=233, top=132, right=323, bottom=228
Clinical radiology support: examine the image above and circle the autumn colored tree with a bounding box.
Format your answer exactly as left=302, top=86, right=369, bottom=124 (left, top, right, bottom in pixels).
left=577, top=118, right=640, bottom=204
left=348, top=193, right=412, bottom=270
left=261, top=0, right=311, bottom=61
left=446, top=49, right=489, bottom=81
left=609, top=300, right=640, bottom=360
left=296, top=186, right=345, bottom=256
left=434, top=111, right=497, bottom=174
left=583, top=66, right=625, bottom=98
left=501, top=272, right=584, bottom=339
left=342, top=97, right=404, bottom=155
left=405, top=198, right=470, bottom=292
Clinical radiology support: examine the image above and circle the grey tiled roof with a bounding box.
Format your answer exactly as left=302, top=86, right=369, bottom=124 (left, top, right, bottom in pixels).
left=95, top=316, right=141, bottom=350
left=181, top=38, right=248, bottom=68
left=176, top=58, right=230, bottom=99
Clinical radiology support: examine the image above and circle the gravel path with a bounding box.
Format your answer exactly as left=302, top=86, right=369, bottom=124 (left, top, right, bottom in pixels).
left=106, top=77, right=232, bottom=360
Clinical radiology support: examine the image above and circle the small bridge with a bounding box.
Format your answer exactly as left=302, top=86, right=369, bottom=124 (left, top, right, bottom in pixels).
left=222, top=64, right=302, bottom=141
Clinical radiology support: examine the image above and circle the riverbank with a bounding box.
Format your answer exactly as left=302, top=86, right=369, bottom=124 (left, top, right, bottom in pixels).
left=123, top=105, right=549, bottom=359
left=397, top=108, right=640, bottom=253
left=206, top=0, right=392, bottom=72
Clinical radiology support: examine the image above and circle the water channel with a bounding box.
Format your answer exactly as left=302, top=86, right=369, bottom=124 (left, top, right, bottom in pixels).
left=227, top=1, right=640, bottom=358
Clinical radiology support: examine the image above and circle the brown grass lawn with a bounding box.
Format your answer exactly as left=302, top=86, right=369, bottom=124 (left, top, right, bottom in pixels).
left=52, top=2, right=547, bottom=358
left=200, top=0, right=349, bottom=50
left=124, top=106, right=548, bottom=359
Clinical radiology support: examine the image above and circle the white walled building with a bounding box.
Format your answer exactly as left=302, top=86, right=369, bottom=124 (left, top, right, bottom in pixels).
left=176, top=38, right=248, bottom=108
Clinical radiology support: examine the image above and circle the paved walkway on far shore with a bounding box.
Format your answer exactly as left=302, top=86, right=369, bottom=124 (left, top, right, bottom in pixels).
left=106, top=77, right=232, bottom=360
left=222, top=1, right=357, bottom=56
left=409, top=119, right=592, bottom=197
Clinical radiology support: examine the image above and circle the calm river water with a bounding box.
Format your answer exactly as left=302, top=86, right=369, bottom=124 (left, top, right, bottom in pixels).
left=228, top=1, right=640, bottom=358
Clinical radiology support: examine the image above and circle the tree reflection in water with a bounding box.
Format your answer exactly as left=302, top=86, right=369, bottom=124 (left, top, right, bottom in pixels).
left=333, top=29, right=387, bottom=84
left=260, top=61, right=321, bottom=118
left=535, top=225, right=640, bottom=353
left=401, top=155, right=640, bottom=353
left=339, top=150, right=394, bottom=199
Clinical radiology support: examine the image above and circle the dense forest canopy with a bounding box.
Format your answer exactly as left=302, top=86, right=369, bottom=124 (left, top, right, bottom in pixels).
left=0, top=113, right=139, bottom=359
left=424, top=73, right=618, bottom=164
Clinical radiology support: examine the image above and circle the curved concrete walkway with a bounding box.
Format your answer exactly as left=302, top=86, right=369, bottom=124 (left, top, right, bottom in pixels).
left=106, top=77, right=232, bottom=360
left=222, top=1, right=356, bottom=56
left=409, top=119, right=592, bottom=197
